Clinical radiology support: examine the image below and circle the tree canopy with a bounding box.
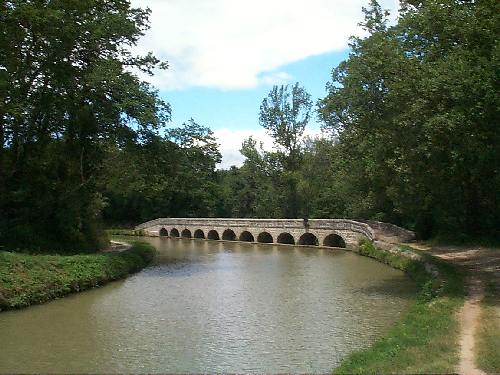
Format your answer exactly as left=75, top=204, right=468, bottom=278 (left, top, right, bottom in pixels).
left=2, top=0, right=498, bottom=251
left=219, top=0, right=499, bottom=240
left=317, top=0, right=499, bottom=237
left=259, top=83, right=312, bottom=168
left=0, top=0, right=169, bottom=251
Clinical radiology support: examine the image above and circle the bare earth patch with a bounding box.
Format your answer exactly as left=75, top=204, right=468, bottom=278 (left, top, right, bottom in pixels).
left=458, top=278, right=485, bottom=375
left=102, top=241, right=132, bottom=253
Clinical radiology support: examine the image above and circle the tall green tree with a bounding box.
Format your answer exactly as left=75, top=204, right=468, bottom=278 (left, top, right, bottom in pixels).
left=0, top=0, right=169, bottom=252
left=318, top=0, right=500, bottom=238
left=259, top=83, right=312, bottom=170
left=259, top=83, right=312, bottom=217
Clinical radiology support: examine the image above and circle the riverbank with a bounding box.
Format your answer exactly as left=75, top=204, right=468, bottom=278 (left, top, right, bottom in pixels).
left=333, top=241, right=466, bottom=374
left=0, top=242, right=155, bottom=311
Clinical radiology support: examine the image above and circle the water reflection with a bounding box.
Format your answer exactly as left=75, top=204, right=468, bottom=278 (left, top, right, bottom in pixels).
left=0, top=237, right=416, bottom=373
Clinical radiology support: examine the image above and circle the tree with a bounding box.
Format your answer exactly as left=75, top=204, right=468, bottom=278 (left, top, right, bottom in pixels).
left=318, top=0, right=500, bottom=238
left=166, top=119, right=222, bottom=217
left=0, top=0, right=170, bottom=252
left=259, top=83, right=312, bottom=170
left=101, top=119, right=222, bottom=224
left=258, top=83, right=312, bottom=217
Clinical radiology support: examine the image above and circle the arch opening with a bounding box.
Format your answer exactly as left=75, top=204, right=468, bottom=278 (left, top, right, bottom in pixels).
left=323, top=233, right=346, bottom=248
left=239, top=231, right=254, bottom=242
left=298, top=232, right=318, bottom=246
left=257, top=232, right=273, bottom=243
left=159, top=228, right=168, bottom=237
left=222, top=229, right=236, bottom=241
left=181, top=229, right=192, bottom=238
left=207, top=230, right=220, bottom=240
left=170, top=228, right=180, bottom=238
left=277, top=232, right=295, bottom=245
left=194, top=229, right=205, bottom=239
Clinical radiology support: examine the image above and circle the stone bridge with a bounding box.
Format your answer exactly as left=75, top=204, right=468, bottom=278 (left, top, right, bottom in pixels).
left=135, top=218, right=415, bottom=249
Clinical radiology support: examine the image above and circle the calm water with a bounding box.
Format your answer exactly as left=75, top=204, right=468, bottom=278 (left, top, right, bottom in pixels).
left=0, top=237, right=416, bottom=373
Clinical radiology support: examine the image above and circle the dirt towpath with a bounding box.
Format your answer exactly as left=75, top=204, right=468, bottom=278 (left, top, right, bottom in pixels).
left=409, top=244, right=500, bottom=375
left=458, top=277, right=485, bottom=375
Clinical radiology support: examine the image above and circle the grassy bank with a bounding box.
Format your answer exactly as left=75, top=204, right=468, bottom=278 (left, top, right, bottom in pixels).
left=333, top=241, right=465, bottom=374
left=476, top=281, right=500, bottom=373
left=0, top=242, right=155, bottom=311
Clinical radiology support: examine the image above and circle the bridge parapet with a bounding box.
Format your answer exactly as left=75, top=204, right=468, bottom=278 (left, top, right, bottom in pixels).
left=135, top=218, right=390, bottom=249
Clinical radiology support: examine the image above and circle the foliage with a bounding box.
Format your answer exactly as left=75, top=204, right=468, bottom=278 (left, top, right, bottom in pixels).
left=0, top=0, right=169, bottom=252
left=105, top=229, right=145, bottom=236
left=0, top=242, right=155, bottom=310
left=334, top=241, right=465, bottom=373
left=259, top=83, right=312, bottom=168
left=218, top=83, right=313, bottom=219
left=2, top=0, right=498, bottom=250
left=100, top=119, right=222, bottom=225
left=216, top=137, right=288, bottom=218
left=259, top=83, right=312, bottom=218
left=318, top=0, right=500, bottom=238
left=220, top=0, right=498, bottom=241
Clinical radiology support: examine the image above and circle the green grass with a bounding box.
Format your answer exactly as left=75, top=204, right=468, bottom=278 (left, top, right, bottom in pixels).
left=476, top=281, right=500, bottom=373
left=333, top=241, right=465, bottom=374
left=105, top=228, right=146, bottom=236
left=0, top=242, right=155, bottom=311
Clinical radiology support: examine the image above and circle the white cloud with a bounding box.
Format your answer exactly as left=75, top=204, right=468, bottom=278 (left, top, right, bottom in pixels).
left=214, top=126, right=323, bottom=169
left=259, top=71, right=292, bottom=86
left=131, top=0, right=399, bottom=90
left=213, top=128, right=271, bottom=169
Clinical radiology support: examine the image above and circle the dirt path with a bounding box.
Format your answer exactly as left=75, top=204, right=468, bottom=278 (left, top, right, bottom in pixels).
left=458, top=277, right=485, bottom=375
left=409, top=243, right=500, bottom=375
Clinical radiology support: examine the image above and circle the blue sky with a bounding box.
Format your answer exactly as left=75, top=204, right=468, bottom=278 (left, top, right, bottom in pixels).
left=131, top=0, right=399, bottom=167
left=164, top=50, right=349, bottom=132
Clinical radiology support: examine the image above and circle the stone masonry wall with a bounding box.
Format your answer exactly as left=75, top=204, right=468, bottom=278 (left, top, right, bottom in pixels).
left=136, top=218, right=378, bottom=249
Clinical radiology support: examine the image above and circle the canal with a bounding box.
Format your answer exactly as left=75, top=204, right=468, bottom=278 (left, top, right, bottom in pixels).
left=0, top=237, right=416, bottom=373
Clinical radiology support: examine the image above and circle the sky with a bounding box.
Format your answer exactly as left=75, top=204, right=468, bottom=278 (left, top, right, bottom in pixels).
left=131, top=0, right=399, bottom=168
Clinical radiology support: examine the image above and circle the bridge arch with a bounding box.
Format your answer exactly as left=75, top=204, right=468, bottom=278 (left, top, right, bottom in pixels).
left=323, top=233, right=346, bottom=248
left=298, top=232, right=318, bottom=246
left=159, top=228, right=168, bottom=237
left=207, top=230, right=220, bottom=240
left=239, top=231, right=254, bottom=242
left=222, top=229, right=236, bottom=241
left=181, top=229, right=191, bottom=238
left=194, top=229, right=205, bottom=239
left=277, top=232, right=295, bottom=245
left=257, top=232, right=273, bottom=243
left=170, top=228, right=180, bottom=238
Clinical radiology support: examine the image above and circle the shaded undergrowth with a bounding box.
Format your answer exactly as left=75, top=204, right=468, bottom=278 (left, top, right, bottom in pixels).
left=0, top=242, right=155, bottom=311
left=333, top=241, right=465, bottom=374
left=105, top=228, right=146, bottom=237
left=427, top=233, right=500, bottom=248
